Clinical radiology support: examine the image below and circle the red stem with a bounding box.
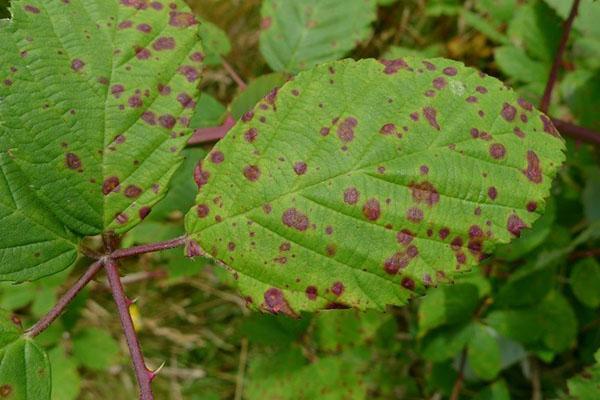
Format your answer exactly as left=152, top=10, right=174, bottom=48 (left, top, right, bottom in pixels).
left=221, top=58, right=247, bottom=90
left=551, top=118, right=600, bottom=146
left=540, top=0, right=581, bottom=113
left=105, top=258, right=154, bottom=400
left=111, top=235, right=187, bottom=259
left=188, top=114, right=236, bottom=145
left=26, top=260, right=104, bottom=338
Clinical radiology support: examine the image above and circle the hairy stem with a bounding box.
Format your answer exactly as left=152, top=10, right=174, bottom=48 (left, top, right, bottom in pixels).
left=552, top=118, right=600, bottom=146
left=26, top=260, right=104, bottom=338
left=105, top=258, right=154, bottom=400
left=111, top=235, right=187, bottom=259
left=540, top=0, right=581, bottom=113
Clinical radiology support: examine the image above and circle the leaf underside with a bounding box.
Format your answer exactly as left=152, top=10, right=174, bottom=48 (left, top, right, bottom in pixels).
left=186, top=57, right=565, bottom=314
left=259, top=0, right=377, bottom=73
left=0, top=0, right=204, bottom=236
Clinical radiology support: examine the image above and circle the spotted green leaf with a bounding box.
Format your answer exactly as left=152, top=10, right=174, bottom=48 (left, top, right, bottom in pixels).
left=0, top=309, right=51, bottom=400
left=0, top=0, right=203, bottom=236
left=185, top=57, right=565, bottom=314
left=259, top=0, right=377, bottom=73
left=0, top=153, right=78, bottom=282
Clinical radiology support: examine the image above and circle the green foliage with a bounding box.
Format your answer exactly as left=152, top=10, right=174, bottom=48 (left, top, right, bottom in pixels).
left=0, top=0, right=204, bottom=237
left=259, top=0, right=377, bottom=73
left=186, top=57, right=564, bottom=313
left=198, top=19, right=231, bottom=66
left=566, top=349, right=600, bottom=400
left=570, top=258, right=600, bottom=308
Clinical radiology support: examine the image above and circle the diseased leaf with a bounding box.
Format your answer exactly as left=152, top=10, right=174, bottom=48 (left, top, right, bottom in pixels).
left=185, top=57, right=565, bottom=313
left=0, top=309, right=51, bottom=400
left=230, top=73, right=288, bottom=120
left=259, top=0, right=377, bottom=73
left=0, top=0, right=204, bottom=235
left=0, top=154, right=78, bottom=282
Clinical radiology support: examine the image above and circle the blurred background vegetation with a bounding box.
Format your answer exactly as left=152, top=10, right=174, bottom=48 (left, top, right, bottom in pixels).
left=1, top=0, right=599, bottom=399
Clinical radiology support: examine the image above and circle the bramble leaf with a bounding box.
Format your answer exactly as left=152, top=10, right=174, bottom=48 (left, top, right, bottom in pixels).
left=0, top=154, right=78, bottom=282
left=259, top=0, right=377, bottom=73
left=0, top=309, right=51, bottom=400
left=0, top=0, right=204, bottom=235
left=185, top=57, right=565, bottom=313
left=566, top=349, right=600, bottom=400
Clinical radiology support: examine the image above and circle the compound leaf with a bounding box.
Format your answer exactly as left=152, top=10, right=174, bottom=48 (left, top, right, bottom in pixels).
left=185, top=57, right=564, bottom=313
left=0, top=0, right=204, bottom=235
left=259, top=0, right=377, bottom=73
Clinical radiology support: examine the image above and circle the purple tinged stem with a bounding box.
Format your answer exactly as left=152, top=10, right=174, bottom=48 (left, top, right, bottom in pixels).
left=104, top=258, right=154, bottom=400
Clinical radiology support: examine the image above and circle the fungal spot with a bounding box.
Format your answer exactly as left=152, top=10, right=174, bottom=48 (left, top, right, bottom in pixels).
left=279, top=242, right=291, bottom=251
left=439, top=227, right=450, bottom=240
left=65, top=153, right=81, bottom=170
left=410, top=181, right=440, bottom=206
left=102, top=176, right=120, bottom=195
left=128, top=94, right=143, bottom=108
left=501, top=102, right=516, bottom=122
left=514, top=127, right=525, bottom=138
left=71, top=59, right=85, bottom=71
left=487, top=186, right=497, bottom=200
left=517, top=98, right=533, bottom=111
left=178, top=65, right=200, bottom=83
left=293, top=161, right=307, bottom=175
left=159, top=114, right=176, bottom=129
left=344, top=187, right=360, bottom=205
left=526, top=201, right=538, bottom=212
left=0, top=384, right=12, bottom=397
left=320, top=127, right=330, bottom=136
left=326, top=244, right=337, bottom=256
left=210, top=151, right=224, bottom=164
left=194, top=161, right=210, bottom=189
left=325, top=225, right=334, bottom=235
left=540, top=115, right=560, bottom=137
left=263, top=204, right=272, bottom=214
left=396, top=229, right=414, bottom=245
left=410, top=112, right=419, bottom=121
left=241, top=111, right=254, bottom=122
left=331, top=281, right=345, bottom=296
left=158, top=84, right=171, bottom=95
left=153, top=37, right=176, bottom=51
left=263, top=288, right=295, bottom=316
left=443, top=66, right=457, bottom=76
left=420, top=165, right=429, bottom=175
left=379, top=58, right=408, bottom=74
left=466, top=96, right=478, bottom=103
left=523, top=150, right=542, bottom=183
left=244, top=128, right=258, bottom=142
left=115, top=213, right=128, bottom=224
left=380, top=123, right=396, bottom=135
left=489, top=143, right=506, bottom=159
left=305, top=286, right=318, bottom=300
left=197, top=204, right=209, bottom=218
left=170, top=11, right=197, bottom=28
left=137, top=23, right=152, bottom=33
left=362, top=198, right=381, bottom=221
left=243, top=165, right=260, bottom=181
left=337, top=117, right=357, bottom=143
left=429, top=78, right=446, bottom=93
left=24, top=5, right=40, bottom=13
left=227, top=242, right=236, bottom=252
left=139, top=207, right=151, bottom=220
left=401, top=277, right=415, bottom=290
left=384, top=247, right=417, bottom=275
left=186, top=240, right=203, bottom=258
left=260, top=16, right=272, bottom=29
left=451, top=237, right=463, bottom=250
left=422, top=60, right=436, bottom=70
left=422, top=107, right=440, bottom=130
left=282, top=208, right=309, bottom=231
left=124, top=185, right=142, bottom=198
left=507, top=214, right=527, bottom=237
left=406, top=207, right=424, bottom=223
left=476, top=86, right=488, bottom=94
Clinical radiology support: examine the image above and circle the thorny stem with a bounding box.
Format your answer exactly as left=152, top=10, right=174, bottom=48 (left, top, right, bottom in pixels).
left=105, top=258, right=155, bottom=400
left=26, top=260, right=104, bottom=338
left=540, top=0, right=581, bottom=113
left=111, top=235, right=187, bottom=259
